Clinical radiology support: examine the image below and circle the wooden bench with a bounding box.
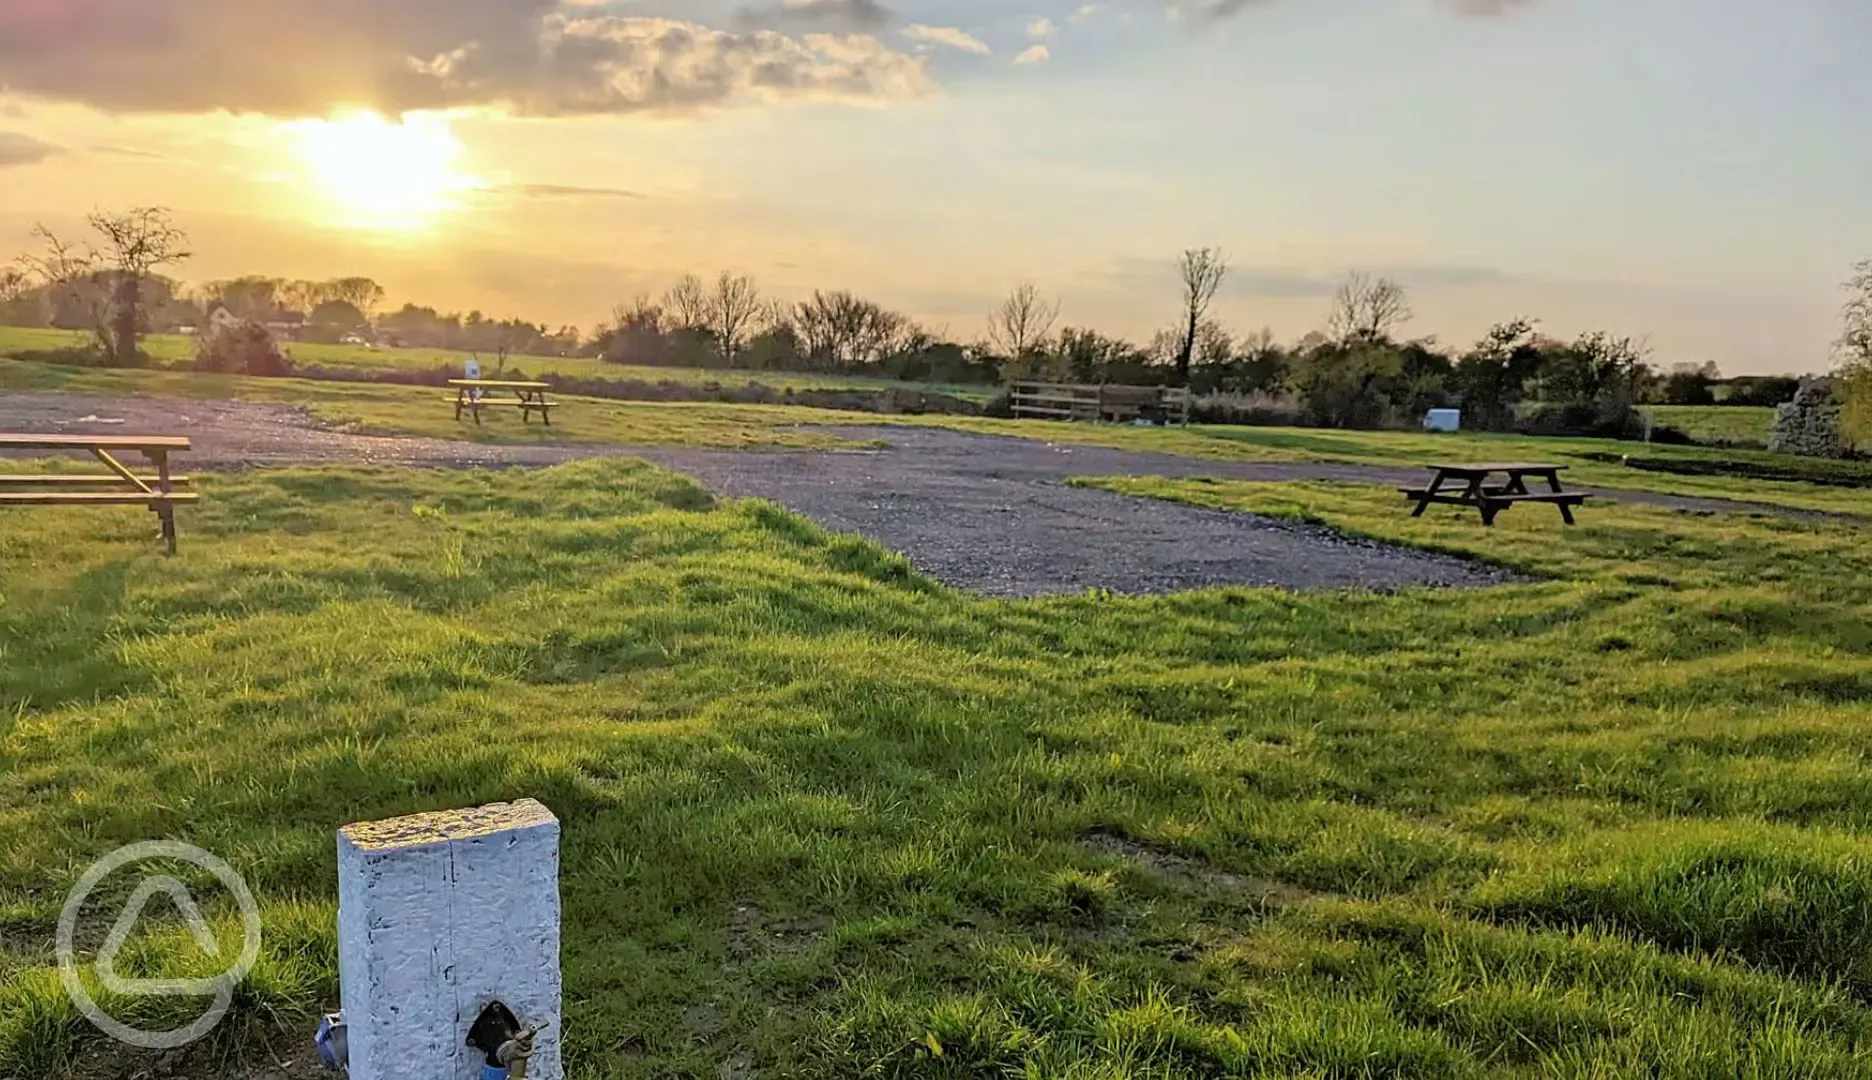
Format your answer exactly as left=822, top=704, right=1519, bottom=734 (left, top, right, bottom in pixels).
left=0, top=435, right=198, bottom=554
left=1009, top=382, right=1192, bottom=425
left=449, top=380, right=558, bottom=426
left=1402, top=463, right=1589, bottom=526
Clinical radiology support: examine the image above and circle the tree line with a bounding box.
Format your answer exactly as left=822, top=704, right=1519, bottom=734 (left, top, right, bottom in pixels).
left=5, top=211, right=1838, bottom=433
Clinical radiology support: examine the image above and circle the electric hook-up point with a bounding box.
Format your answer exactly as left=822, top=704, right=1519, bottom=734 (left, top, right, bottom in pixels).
left=468, top=999, right=548, bottom=1080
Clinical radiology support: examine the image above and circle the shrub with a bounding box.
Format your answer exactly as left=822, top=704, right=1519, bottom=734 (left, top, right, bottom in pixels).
left=194, top=321, right=294, bottom=377
left=1516, top=402, right=1689, bottom=443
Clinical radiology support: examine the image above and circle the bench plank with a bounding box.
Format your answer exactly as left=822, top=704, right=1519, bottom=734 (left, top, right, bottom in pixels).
left=0, top=434, right=191, bottom=451
left=0, top=475, right=192, bottom=486
left=0, top=492, right=200, bottom=506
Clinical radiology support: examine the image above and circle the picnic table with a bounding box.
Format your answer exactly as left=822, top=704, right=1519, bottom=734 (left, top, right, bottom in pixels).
left=449, top=379, right=557, bottom=426
left=0, top=434, right=197, bottom=554
left=1401, top=462, right=1588, bottom=526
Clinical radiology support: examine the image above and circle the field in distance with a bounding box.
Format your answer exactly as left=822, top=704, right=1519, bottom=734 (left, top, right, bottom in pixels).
left=0, top=326, right=995, bottom=401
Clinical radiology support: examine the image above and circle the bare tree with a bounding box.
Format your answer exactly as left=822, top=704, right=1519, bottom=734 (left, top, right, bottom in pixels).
left=18, top=225, right=109, bottom=354
left=985, top=281, right=1059, bottom=359
left=326, top=277, right=387, bottom=318
left=1174, top=248, right=1229, bottom=385
left=1325, top=271, right=1413, bottom=345
left=0, top=267, right=27, bottom=305
left=708, top=271, right=765, bottom=362
left=662, top=274, right=711, bottom=331
left=793, top=290, right=910, bottom=370
left=88, top=207, right=190, bottom=365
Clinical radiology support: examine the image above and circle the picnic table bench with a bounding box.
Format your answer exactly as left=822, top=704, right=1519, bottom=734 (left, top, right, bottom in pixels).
left=0, top=434, right=197, bottom=554
left=1401, top=462, right=1588, bottom=526
left=449, top=379, right=557, bottom=426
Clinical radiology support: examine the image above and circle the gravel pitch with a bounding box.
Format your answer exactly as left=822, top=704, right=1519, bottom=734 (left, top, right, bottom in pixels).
left=0, top=393, right=1812, bottom=597
left=635, top=427, right=1522, bottom=596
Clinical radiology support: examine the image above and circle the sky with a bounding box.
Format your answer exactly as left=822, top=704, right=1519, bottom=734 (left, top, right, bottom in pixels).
left=1, top=0, right=1868, bottom=374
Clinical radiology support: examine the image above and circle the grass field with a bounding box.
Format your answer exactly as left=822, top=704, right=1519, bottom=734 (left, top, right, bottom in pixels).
left=3, top=462, right=1872, bottom=1076
left=4, top=354, right=1868, bottom=517
left=1642, top=405, right=1778, bottom=448
left=0, top=326, right=996, bottom=401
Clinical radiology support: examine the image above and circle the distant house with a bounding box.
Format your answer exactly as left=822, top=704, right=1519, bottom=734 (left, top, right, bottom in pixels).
left=207, top=305, right=243, bottom=336
left=206, top=304, right=306, bottom=342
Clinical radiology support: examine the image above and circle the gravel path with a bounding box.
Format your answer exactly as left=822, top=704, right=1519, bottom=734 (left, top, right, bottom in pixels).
left=0, top=393, right=1824, bottom=597
left=0, top=391, right=614, bottom=468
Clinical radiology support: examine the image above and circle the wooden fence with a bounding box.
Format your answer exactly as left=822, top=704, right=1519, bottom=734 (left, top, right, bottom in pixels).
left=1009, top=382, right=1193, bottom=426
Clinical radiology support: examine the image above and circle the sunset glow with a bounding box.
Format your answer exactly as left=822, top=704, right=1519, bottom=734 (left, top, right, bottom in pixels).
left=287, top=111, right=481, bottom=231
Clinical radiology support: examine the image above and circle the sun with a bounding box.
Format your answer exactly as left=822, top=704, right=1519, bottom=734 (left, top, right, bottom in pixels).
left=287, top=111, right=482, bottom=230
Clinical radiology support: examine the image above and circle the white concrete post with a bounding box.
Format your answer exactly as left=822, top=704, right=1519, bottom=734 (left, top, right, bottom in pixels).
left=337, top=799, right=563, bottom=1080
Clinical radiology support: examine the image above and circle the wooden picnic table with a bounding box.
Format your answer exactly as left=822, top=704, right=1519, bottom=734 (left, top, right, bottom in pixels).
left=0, top=434, right=197, bottom=554
left=1401, top=462, right=1588, bottom=526
left=448, top=379, right=557, bottom=426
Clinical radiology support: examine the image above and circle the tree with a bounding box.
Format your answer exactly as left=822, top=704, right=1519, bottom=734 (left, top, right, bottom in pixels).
left=0, top=267, right=38, bottom=327
left=663, top=274, right=711, bottom=332
left=1662, top=361, right=1720, bottom=406
left=1452, top=318, right=1544, bottom=429
left=307, top=299, right=369, bottom=342
left=1174, top=248, right=1229, bottom=386
left=1325, top=272, right=1412, bottom=345
left=792, top=290, right=910, bottom=371
left=1290, top=339, right=1408, bottom=429
left=1538, top=331, right=1651, bottom=408
left=19, top=224, right=109, bottom=354
left=985, top=282, right=1059, bottom=361
left=325, top=277, right=386, bottom=317
left=206, top=276, right=285, bottom=320
left=708, top=271, right=765, bottom=363
left=84, top=208, right=191, bottom=365
left=1834, top=260, right=1872, bottom=445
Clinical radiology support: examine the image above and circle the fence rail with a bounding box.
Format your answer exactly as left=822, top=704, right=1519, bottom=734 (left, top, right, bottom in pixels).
left=1009, top=382, right=1192, bottom=426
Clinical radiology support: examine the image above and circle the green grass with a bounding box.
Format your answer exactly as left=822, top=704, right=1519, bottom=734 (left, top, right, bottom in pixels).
left=1643, top=405, right=1778, bottom=449
left=5, top=462, right=1872, bottom=1076
left=0, top=357, right=876, bottom=450
left=2, top=349, right=1866, bottom=516
left=878, top=415, right=1872, bottom=516
left=0, top=326, right=995, bottom=401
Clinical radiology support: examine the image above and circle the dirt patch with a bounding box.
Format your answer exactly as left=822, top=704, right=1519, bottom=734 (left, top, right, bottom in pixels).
left=1083, top=829, right=1316, bottom=908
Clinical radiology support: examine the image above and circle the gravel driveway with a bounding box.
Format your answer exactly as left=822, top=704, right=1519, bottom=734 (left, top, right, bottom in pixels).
left=0, top=393, right=1804, bottom=597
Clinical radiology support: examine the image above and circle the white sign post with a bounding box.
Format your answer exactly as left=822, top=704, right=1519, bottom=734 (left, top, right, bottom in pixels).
left=336, top=799, right=563, bottom=1080
left=463, top=358, right=484, bottom=403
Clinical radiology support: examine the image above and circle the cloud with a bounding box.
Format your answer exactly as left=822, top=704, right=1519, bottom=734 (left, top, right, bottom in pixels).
left=1171, top=0, right=1532, bottom=19
left=497, top=183, right=647, bottom=201
left=91, top=144, right=168, bottom=160
left=0, top=132, right=59, bottom=168
left=0, top=3, right=932, bottom=117
left=734, top=0, right=895, bottom=32
left=1014, top=45, right=1051, bottom=65
left=902, top=24, right=991, bottom=55
left=1028, top=17, right=1056, bottom=38
left=1067, top=4, right=1105, bottom=22
left=1445, top=0, right=1535, bottom=14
